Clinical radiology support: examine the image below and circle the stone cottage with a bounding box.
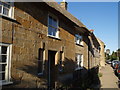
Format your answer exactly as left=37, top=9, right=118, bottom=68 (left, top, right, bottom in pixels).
left=88, top=30, right=101, bottom=69
left=97, top=38, right=106, bottom=67
left=0, top=1, right=102, bottom=89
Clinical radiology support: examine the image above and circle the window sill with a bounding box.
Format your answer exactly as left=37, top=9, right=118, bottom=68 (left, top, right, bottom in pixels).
left=75, top=43, right=84, bottom=47
left=48, top=35, right=61, bottom=40
left=38, top=73, right=44, bottom=78
left=0, top=14, right=16, bottom=21
left=0, top=14, right=19, bottom=24
left=0, top=81, right=13, bottom=86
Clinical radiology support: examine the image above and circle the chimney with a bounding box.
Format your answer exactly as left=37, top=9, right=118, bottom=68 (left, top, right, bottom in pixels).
left=60, top=0, right=68, bottom=10
left=89, top=29, right=94, bottom=33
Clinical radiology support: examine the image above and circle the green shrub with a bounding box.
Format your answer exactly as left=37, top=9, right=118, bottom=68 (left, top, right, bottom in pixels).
left=98, top=73, right=102, bottom=77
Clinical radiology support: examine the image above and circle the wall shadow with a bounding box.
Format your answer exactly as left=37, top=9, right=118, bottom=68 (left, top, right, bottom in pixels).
left=88, top=66, right=101, bottom=89
left=56, top=58, right=101, bottom=89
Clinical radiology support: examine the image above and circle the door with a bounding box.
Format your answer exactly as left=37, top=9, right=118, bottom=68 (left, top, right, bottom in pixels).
left=48, top=50, right=56, bottom=89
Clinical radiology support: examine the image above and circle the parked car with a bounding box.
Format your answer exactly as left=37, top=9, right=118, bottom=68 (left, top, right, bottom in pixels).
left=115, top=62, right=120, bottom=79
left=113, top=61, right=120, bottom=76
left=111, top=60, right=119, bottom=69
left=106, top=60, right=112, bottom=64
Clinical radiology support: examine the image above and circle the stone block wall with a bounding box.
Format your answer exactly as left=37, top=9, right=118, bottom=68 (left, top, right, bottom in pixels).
left=1, top=2, right=90, bottom=88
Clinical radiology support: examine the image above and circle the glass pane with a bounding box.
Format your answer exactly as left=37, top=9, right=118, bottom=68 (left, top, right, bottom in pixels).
left=49, top=16, right=52, bottom=26
left=0, top=64, right=6, bottom=71
left=75, top=36, right=78, bottom=42
left=0, top=2, right=3, bottom=5
left=48, top=26, right=53, bottom=36
left=0, top=6, right=2, bottom=13
left=53, top=18, right=57, bottom=28
left=3, top=7, right=9, bottom=16
left=3, top=3, right=10, bottom=8
left=79, top=35, right=82, bottom=39
left=0, top=73, right=5, bottom=80
left=0, top=55, right=7, bottom=63
left=52, top=28, right=57, bottom=36
left=1, top=46, right=7, bottom=54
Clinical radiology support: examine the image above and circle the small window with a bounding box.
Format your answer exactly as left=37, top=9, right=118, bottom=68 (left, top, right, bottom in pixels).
left=0, top=43, right=12, bottom=84
left=75, top=34, right=83, bottom=45
left=75, top=54, right=83, bottom=68
left=0, top=1, right=14, bottom=18
left=48, top=15, right=59, bottom=38
left=38, top=49, right=44, bottom=75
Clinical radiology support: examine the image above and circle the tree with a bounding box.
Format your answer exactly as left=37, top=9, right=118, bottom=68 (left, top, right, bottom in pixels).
left=117, top=48, right=120, bottom=60
left=105, top=52, right=110, bottom=60
left=111, top=51, right=117, bottom=60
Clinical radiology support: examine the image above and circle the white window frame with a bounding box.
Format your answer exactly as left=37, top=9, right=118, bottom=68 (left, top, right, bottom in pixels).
left=0, top=43, right=12, bottom=85
left=75, top=34, right=83, bottom=45
left=48, top=13, right=59, bottom=38
left=0, top=1, right=14, bottom=19
left=76, top=54, right=83, bottom=68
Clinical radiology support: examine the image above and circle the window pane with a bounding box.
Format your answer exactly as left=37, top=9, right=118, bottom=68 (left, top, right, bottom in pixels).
left=0, top=64, right=6, bottom=71
left=49, top=16, right=52, bottom=26
left=76, top=54, right=83, bottom=67
left=79, top=35, right=82, bottom=39
left=53, top=18, right=57, bottom=28
left=0, top=73, right=5, bottom=80
left=3, top=7, right=9, bottom=16
left=1, top=46, right=7, bottom=54
left=75, top=34, right=82, bottom=45
left=3, top=3, right=10, bottom=8
left=52, top=28, right=57, bottom=36
left=0, top=2, right=3, bottom=5
left=48, top=26, right=53, bottom=36
left=0, top=55, right=7, bottom=63
left=0, top=6, right=2, bottom=13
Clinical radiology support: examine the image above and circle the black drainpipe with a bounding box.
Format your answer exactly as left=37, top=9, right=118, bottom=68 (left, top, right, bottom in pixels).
left=88, top=35, right=91, bottom=70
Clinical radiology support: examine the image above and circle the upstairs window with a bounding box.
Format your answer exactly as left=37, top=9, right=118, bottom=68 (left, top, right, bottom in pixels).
left=48, top=15, right=59, bottom=38
left=0, top=1, right=14, bottom=18
left=75, top=34, right=83, bottom=45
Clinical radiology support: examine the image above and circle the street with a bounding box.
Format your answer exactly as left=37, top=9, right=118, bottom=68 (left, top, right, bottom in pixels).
left=100, top=64, right=119, bottom=89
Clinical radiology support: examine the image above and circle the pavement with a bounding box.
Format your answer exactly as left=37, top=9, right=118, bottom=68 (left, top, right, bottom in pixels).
left=99, top=64, right=119, bottom=89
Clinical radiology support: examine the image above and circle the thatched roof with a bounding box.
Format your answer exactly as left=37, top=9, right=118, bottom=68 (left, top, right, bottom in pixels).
left=44, top=1, right=87, bottom=29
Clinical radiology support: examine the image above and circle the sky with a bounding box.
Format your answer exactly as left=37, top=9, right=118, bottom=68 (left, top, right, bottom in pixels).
left=59, top=2, right=118, bottom=53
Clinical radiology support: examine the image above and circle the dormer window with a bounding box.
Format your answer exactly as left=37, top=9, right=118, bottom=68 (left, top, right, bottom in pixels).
left=48, top=15, right=59, bottom=38
left=75, top=34, right=83, bottom=45
left=0, top=1, right=14, bottom=18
